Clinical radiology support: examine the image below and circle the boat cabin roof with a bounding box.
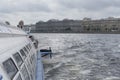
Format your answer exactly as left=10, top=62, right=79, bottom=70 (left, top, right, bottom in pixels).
left=0, top=23, right=26, bottom=37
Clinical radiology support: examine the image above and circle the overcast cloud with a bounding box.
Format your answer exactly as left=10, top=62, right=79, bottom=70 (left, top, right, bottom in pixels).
left=0, top=0, right=120, bottom=25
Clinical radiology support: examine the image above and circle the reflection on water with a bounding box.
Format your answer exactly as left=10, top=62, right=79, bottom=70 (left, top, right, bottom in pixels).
left=34, top=34, right=120, bottom=80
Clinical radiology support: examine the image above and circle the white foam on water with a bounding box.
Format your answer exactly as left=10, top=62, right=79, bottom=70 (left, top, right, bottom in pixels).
left=79, top=70, right=91, bottom=75
left=104, top=76, right=120, bottom=80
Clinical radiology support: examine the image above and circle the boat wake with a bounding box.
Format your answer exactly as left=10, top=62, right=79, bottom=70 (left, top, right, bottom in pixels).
left=34, top=34, right=120, bottom=80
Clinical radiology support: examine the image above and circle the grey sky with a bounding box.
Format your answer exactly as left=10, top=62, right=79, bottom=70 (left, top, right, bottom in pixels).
left=0, top=0, right=120, bottom=25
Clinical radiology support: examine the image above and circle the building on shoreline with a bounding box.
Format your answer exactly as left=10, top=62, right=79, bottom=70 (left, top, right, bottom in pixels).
left=25, top=17, right=120, bottom=33
left=35, top=19, right=83, bottom=33
left=81, top=18, right=120, bottom=33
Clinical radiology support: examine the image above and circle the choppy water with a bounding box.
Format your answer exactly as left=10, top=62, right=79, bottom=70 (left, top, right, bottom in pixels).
left=34, top=34, right=120, bottom=80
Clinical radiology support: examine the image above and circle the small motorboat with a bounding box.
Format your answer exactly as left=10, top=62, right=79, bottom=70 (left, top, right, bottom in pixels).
left=40, top=47, right=52, bottom=58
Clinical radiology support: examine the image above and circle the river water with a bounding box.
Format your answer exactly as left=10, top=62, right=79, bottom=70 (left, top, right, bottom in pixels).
left=34, top=34, right=120, bottom=80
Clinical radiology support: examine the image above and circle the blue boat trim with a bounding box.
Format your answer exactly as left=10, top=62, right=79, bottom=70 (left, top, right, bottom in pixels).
left=36, top=52, right=44, bottom=80
left=0, top=74, right=2, bottom=80
left=0, top=74, right=3, bottom=80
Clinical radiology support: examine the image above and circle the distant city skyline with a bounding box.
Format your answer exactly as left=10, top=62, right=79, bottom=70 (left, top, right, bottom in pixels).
left=0, top=0, right=120, bottom=26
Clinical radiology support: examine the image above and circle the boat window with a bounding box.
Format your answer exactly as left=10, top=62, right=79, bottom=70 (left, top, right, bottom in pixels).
left=30, top=74, right=33, bottom=80
left=31, top=54, right=35, bottom=62
left=3, top=58, right=18, bottom=80
left=16, top=74, right=22, bottom=80
left=26, top=45, right=30, bottom=51
left=30, top=56, right=32, bottom=64
left=23, top=47, right=29, bottom=54
left=13, top=52, right=23, bottom=68
left=25, top=45, right=29, bottom=51
left=30, top=44, right=32, bottom=49
left=26, top=60, right=31, bottom=73
left=20, top=49, right=26, bottom=60
left=28, top=44, right=32, bottom=49
left=30, top=54, right=35, bottom=67
left=21, top=65, right=30, bottom=80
